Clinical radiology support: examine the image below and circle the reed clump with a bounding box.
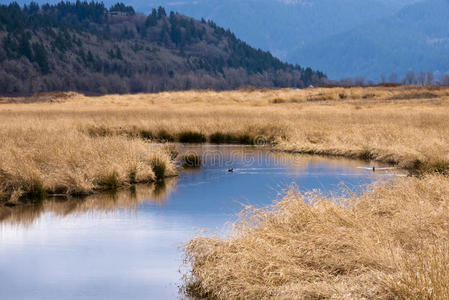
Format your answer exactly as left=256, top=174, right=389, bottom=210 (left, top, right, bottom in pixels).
left=151, top=157, right=168, bottom=181
left=178, top=131, right=207, bottom=143
left=209, top=132, right=261, bottom=145
left=184, top=175, right=449, bottom=299
left=0, top=127, right=176, bottom=201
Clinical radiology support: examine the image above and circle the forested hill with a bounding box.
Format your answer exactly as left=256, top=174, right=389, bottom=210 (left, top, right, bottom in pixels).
left=0, top=2, right=326, bottom=95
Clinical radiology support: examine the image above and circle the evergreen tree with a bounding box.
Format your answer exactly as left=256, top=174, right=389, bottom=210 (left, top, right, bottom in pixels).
left=157, top=6, right=166, bottom=18
left=32, top=42, right=50, bottom=74
left=145, top=9, right=158, bottom=27
left=18, top=33, right=32, bottom=60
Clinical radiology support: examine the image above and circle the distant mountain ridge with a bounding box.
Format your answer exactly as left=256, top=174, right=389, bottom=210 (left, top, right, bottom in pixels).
left=114, top=0, right=446, bottom=80
left=0, top=2, right=325, bottom=95
left=290, top=0, right=449, bottom=79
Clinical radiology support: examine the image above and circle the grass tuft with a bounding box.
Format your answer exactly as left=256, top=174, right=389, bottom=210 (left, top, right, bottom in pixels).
left=209, top=132, right=234, bottom=144
left=139, top=130, right=153, bottom=140
left=157, top=129, right=175, bottom=142
left=359, top=148, right=375, bottom=161
left=101, top=171, right=120, bottom=189
left=151, top=158, right=166, bottom=182
left=23, top=179, right=47, bottom=200
left=129, top=168, right=137, bottom=184
left=238, top=134, right=255, bottom=145
left=178, top=131, right=207, bottom=143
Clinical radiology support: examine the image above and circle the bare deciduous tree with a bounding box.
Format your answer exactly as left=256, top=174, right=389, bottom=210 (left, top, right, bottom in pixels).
left=426, top=72, right=434, bottom=86
left=402, top=71, right=416, bottom=85
left=389, top=73, right=398, bottom=83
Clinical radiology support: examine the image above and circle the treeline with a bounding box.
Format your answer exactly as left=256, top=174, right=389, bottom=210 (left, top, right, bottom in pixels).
left=331, top=71, right=449, bottom=87
left=0, top=2, right=326, bottom=95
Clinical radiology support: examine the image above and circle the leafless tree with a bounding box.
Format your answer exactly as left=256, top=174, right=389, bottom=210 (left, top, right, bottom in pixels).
left=403, top=71, right=417, bottom=85
left=354, top=77, right=366, bottom=86
left=426, top=72, right=434, bottom=86
left=441, top=74, right=449, bottom=86
left=417, top=72, right=426, bottom=85
left=389, top=73, right=398, bottom=83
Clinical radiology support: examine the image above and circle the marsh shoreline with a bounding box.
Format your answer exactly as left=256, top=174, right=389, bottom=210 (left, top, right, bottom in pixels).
left=1, top=86, right=449, bottom=299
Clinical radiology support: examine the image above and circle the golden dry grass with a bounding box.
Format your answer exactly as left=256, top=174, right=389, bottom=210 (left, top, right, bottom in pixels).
left=1, top=86, right=449, bottom=298
left=0, top=124, right=176, bottom=202
left=2, top=86, right=448, bottom=174
left=184, top=175, right=449, bottom=299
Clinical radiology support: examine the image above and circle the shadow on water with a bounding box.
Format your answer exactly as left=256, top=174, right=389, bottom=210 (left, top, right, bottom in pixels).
left=0, top=145, right=404, bottom=300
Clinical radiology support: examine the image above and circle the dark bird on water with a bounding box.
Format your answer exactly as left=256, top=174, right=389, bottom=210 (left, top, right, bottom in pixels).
left=228, top=168, right=234, bottom=172
left=373, top=166, right=376, bottom=172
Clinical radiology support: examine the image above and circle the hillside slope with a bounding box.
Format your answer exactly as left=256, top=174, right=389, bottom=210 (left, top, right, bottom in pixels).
left=144, top=0, right=397, bottom=60
left=0, top=2, right=325, bottom=95
left=126, top=0, right=447, bottom=80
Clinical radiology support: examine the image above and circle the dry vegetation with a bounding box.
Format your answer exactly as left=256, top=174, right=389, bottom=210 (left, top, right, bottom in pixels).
left=3, top=85, right=449, bottom=173
left=1, top=86, right=449, bottom=298
left=185, top=175, right=449, bottom=299
left=0, top=95, right=177, bottom=202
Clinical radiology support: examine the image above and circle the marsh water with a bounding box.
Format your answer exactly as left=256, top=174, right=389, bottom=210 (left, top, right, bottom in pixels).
left=0, top=145, right=402, bottom=300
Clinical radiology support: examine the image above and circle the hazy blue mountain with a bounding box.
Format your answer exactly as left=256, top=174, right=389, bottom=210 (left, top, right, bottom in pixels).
left=127, top=0, right=444, bottom=80
left=139, top=0, right=397, bottom=61
left=289, top=0, right=449, bottom=79
left=9, top=0, right=404, bottom=61
left=4, top=0, right=447, bottom=80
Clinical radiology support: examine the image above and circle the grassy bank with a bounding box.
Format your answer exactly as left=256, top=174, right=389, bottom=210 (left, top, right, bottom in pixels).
left=0, top=125, right=176, bottom=202
left=184, top=175, right=449, bottom=299
left=2, top=86, right=449, bottom=173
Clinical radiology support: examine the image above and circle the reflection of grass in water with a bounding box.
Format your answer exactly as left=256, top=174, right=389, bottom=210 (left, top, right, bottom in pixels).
left=0, top=178, right=177, bottom=226
left=181, top=154, right=202, bottom=168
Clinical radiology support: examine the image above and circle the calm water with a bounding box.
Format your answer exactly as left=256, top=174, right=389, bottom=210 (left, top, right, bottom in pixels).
left=0, top=145, right=401, bottom=300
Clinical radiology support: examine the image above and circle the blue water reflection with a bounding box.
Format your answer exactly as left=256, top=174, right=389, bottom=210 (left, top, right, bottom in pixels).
left=0, top=145, right=400, bottom=299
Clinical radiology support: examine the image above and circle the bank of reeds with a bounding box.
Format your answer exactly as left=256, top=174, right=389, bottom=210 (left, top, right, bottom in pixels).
left=0, top=127, right=175, bottom=202
left=184, top=175, right=449, bottom=299
left=2, top=86, right=448, bottom=173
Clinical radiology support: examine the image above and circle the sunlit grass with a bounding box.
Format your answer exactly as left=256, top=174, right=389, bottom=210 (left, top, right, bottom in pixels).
left=184, top=175, right=449, bottom=299
left=0, top=128, right=176, bottom=201
left=1, top=86, right=449, bottom=298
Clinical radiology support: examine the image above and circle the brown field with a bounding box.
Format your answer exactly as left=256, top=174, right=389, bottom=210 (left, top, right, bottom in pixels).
left=1, top=86, right=449, bottom=298
left=2, top=86, right=449, bottom=174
